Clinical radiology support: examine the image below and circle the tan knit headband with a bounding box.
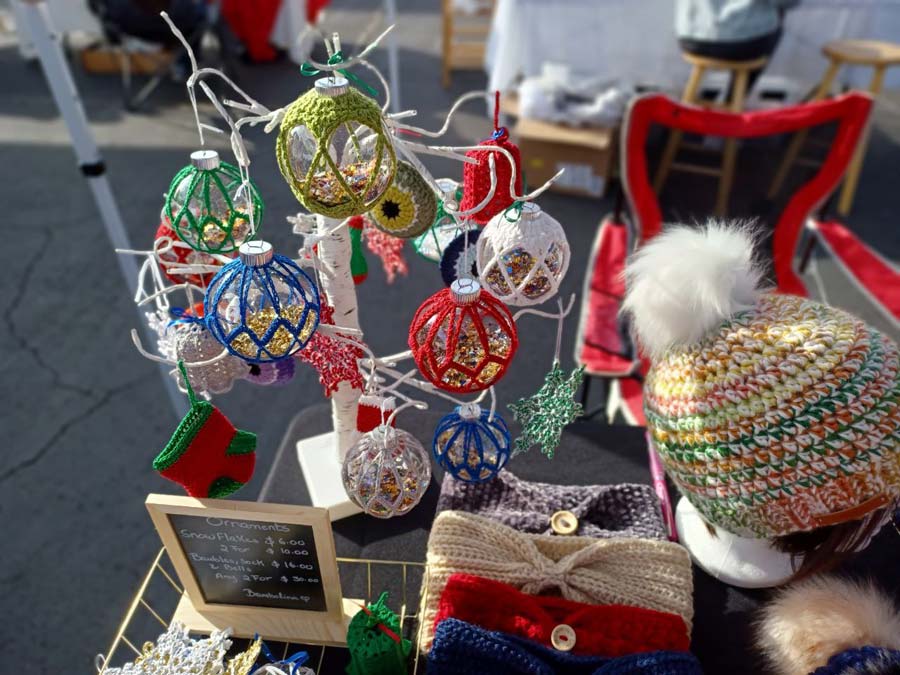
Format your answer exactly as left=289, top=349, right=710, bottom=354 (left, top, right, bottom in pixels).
left=418, top=511, right=694, bottom=651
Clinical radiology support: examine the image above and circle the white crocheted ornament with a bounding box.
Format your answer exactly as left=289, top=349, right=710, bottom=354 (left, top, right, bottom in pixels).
left=476, top=202, right=570, bottom=307
left=171, top=322, right=248, bottom=395
left=101, top=622, right=232, bottom=675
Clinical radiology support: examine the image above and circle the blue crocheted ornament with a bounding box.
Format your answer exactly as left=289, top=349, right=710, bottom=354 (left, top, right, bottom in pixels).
left=204, top=241, right=320, bottom=364
left=439, top=229, right=481, bottom=287
left=433, top=404, right=510, bottom=483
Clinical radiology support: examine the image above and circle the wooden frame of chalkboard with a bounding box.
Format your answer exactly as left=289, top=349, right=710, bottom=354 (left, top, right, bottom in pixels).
left=146, top=494, right=359, bottom=645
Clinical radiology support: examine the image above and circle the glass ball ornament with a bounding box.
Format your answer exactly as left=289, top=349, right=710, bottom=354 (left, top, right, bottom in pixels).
left=476, top=202, right=571, bottom=306
left=164, top=150, right=263, bottom=254
left=276, top=76, right=396, bottom=218
left=369, top=160, right=436, bottom=239
left=204, top=240, right=321, bottom=363
left=433, top=404, right=511, bottom=483
left=341, top=425, right=431, bottom=518
left=408, top=278, right=519, bottom=393
left=412, top=178, right=473, bottom=263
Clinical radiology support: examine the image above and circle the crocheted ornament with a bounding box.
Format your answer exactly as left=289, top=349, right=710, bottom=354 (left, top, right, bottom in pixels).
left=408, top=279, right=518, bottom=393
left=154, top=219, right=224, bottom=287
left=509, top=362, right=585, bottom=458
left=435, top=470, right=669, bottom=540
left=341, top=424, right=431, bottom=518
left=368, top=160, right=437, bottom=239
left=294, top=300, right=365, bottom=397
left=204, top=241, right=320, bottom=363
left=458, top=94, right=522, bottom=224
left=412, top=179, right=468, bottom=263
left=346, top=591, right=412, bottom=675
left=476, top=202, right=571, bottom=306
left=165, top=150, right=263, bottom=254
left=419, top=511, right=695, bottom=652
left=246, top=358, right=295, bottom=386
left=169, top=308, right=248, bottom=396
left=435, top=574, right=691, bottom=657
left=432, top=403, right=510, bottom=483
left=439, top=228, right=481, bottom=287
left=625, top=224, right=900, bottom=539
left=276, top=76, right=395, bottom=218
left=428, top=619, right=702, bottom=675
left=362, top=215, right=408, bottom=284
left=101, top=623, right=261, bottom=675
left=357, top=394, right=397, bottom=433
left=347, top=215, right=369, bottom=284
left=154, top=363, right=256, bottom=498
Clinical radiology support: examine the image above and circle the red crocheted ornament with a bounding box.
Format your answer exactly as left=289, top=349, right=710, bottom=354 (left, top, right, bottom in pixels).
left=294, top=301, right=365, bottom=397
left=356, top=395, right=397, bottom=433
left=435, top=574, right=691, bottom=657
left=408, top=280, right=518, bottom=393
left=459, top=94, right=522, bottom=224
left=362, top=215, right=408, bottom=284
left=155, top=220, right=225, bottom=287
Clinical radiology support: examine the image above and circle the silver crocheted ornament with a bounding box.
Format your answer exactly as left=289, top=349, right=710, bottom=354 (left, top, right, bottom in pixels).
left=341, top=425, right=431, bottom=518
left=171, top=323, right=248, bottom=395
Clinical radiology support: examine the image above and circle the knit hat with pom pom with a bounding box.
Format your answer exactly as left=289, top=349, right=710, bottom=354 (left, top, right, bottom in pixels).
left=623, top=222, right=900, bottom=538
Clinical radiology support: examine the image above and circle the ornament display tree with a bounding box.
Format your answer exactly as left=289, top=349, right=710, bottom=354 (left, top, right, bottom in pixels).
left=125, top=19, right=574, bottom=521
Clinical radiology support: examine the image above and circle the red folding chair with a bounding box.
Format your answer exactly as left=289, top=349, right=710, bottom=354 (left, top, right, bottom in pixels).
left=575, top=92, right=873, bottom=425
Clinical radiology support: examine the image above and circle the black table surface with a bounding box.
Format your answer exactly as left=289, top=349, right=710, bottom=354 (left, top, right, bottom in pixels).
left=259, top=404, right=900, bottom=675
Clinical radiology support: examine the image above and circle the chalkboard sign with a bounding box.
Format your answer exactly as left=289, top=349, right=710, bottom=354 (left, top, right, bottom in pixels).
left=146, top=495, right=351, bottom=644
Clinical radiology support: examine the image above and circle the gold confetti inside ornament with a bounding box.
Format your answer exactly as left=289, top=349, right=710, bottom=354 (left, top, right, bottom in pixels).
left=276, top=76, right=395, bottom=218
left=341, top=424, right=431, bottom=518
left=508, top=362, right=585, bottom=458
left=369, top=160, right=437, bottom=238
left=476, top=202, right=570, bottom=307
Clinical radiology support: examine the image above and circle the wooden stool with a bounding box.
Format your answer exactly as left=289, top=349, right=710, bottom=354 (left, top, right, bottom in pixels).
left=442, top=0, right=495, bottom=88
left=768, top=39, right=900, bottom=215
left=653, top=53, right=768, bottom=216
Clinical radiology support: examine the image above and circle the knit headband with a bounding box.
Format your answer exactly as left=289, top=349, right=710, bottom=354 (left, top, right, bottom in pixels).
left=418, top=511, right=694, bottom=651
left=436, top=470, right=668, bottom=539
left=434, top=574, right=690, bottom=657
left=428, top=619, right=703, bottom=675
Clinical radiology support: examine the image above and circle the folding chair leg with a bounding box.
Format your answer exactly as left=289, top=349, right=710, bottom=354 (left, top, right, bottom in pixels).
left=715, top=68, right=750, bottom=216
left=837, top=65, right=885, bottom=216
left=654, top=64, right=706, bottom=193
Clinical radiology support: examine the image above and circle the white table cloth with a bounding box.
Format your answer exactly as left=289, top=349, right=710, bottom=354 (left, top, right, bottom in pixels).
left=486, top=0, right=900, bottom=97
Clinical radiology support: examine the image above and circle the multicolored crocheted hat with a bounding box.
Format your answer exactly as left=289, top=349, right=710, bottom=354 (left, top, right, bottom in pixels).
left=623, top=223, right=900, bottom=539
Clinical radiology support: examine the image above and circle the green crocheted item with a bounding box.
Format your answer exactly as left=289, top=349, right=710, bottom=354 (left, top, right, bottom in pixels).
left=346, top=592, right=411, bottom=675
left=370, top=161, right=437, bottom=239
left=509, top=362, right=585, bottom=459
left=164, top=160, right=263, bottom=254
left=276, top=84, right=396, bottom=219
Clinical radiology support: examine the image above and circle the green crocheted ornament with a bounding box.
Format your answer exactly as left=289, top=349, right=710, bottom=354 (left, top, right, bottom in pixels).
left=276, top=78, right=396, bottom=219
left=346, top=591, right=411, bottom=675
left=164, top=150, right=263, bottom=255
left=369, top=161, right=437, bottom=239
left=509, top=362, right=585, bottom=459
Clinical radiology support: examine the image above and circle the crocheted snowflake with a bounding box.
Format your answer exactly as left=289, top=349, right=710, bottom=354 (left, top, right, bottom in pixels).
left=363, top=216, right=408, bottom=284
left=294, top=301, right=365, bottom=396
left=508, top=363, right=585, bottom=458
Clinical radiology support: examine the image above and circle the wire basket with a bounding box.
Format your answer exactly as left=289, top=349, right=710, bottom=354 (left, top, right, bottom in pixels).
left=97, top=548, right=428, bottom=674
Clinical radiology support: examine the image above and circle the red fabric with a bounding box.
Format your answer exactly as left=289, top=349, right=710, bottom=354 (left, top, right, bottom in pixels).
left=813, top=220, right=900, bottom=321
left=622, top=93, right=872, bottom=296
left=221, top=0, right=282, bottom=63
left=459, top=128, right=522, bottom=224
left=577, top=217, right=637, bottom=377
left=408, top=287, right=518, bottom=393
left=158, top=406, right=255, bottom=498
left=155, top=220, right=224, bottom=287
left=434, top=574, right=690, bottom=657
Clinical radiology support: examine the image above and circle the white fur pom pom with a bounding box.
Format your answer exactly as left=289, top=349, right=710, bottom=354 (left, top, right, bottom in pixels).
left=756, top=575, right=900, bottom=675
left=622, top=221, right=763, bottom=359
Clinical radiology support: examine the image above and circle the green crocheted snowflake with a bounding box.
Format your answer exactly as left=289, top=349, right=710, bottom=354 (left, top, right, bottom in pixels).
left=509, top=363, right=585, bottom=458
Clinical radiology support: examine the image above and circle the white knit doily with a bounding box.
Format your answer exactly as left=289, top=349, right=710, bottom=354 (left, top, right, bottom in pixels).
left=172, top=323, right=248, bottom=396
left=98, top=622, right=233, bottom=675
left=475, top=202, right=570, bottom=306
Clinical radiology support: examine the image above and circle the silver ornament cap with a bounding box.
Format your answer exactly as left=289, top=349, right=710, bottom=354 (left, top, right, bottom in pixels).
left=239, top=240, right=273, bottom=267
left=451, top=277, right=481, bottom=305
left=191, top=149, right=220, bottom=170
left=520, top=201, right=542, bottom=222
left=315, top=76, right=350, bottom=98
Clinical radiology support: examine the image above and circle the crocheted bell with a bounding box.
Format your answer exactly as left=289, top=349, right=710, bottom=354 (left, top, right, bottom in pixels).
left=341, top=424, right=431, bottom=518
left=368, top=160, right=437, bottom=239
left=440, top=228, right=482, bottom=287
left=356, top=393, right=397, bottom=434
left=412, top=178, right=467, bottom=263
left=153, top=363, right=256, bottom=498
left=458, top=94, right=522, bottom=224
left=204, top=241, right=320, bottom=364
left=164, top=150, right=263, bottom=254
left=168, top=306, right=248, bottom=396
left=154, top=218, right=224, bottom=287
left=433, top=403, right=510, bottom=483
left=408, top=278, right=518, bottom=393
left=246, top=358, right=296, bottom=386
left=276, top=76, right=395, bottom=218
left=346, top=591, right=412, bottom=675
left=477, top=202, right=571, bottom=306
